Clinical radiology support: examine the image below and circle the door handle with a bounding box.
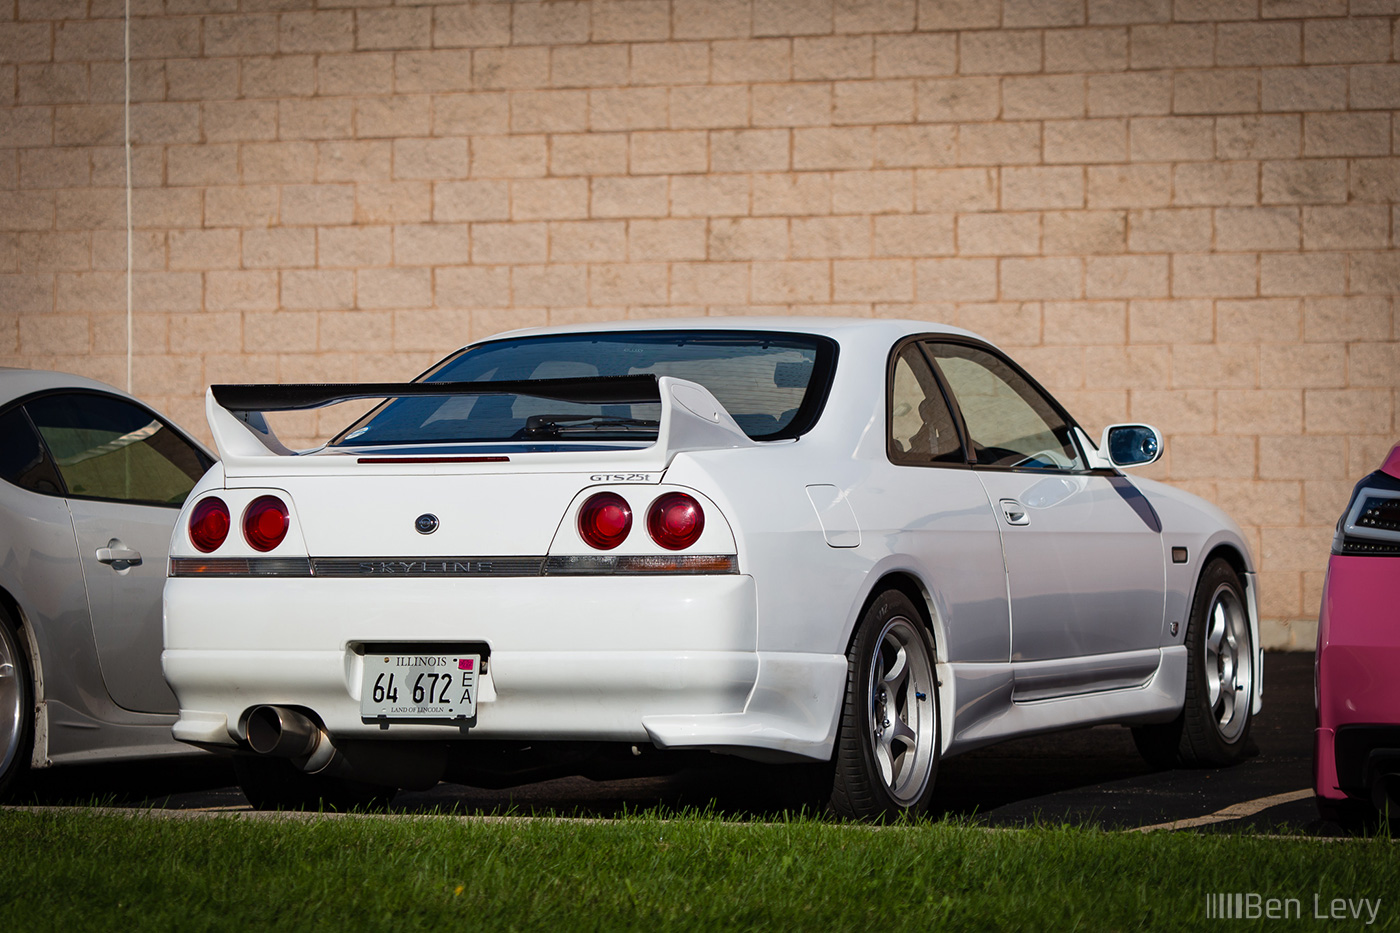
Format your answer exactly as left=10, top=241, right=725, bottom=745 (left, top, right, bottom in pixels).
left=1000, top=499, right=1030, bottom=526
left=96, top=542, right=143, bottom=566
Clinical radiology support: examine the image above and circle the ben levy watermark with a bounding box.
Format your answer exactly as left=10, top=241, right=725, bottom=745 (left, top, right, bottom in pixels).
left=1206, top=893, right=1382, bottom=924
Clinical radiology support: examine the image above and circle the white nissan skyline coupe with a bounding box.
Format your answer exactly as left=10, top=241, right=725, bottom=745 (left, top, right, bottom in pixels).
left=162, top=318, right=1262, bottom=818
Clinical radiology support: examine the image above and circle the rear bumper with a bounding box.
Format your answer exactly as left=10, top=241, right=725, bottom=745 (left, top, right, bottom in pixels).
left=1314, top=555, right=1400, bottom=800
left=164, top=576, right=847, bottom=761
left=1317, top=724, right=1400, bottom=804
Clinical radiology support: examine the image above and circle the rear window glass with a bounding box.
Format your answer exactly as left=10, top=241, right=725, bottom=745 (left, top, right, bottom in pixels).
left=331, top=331, right=837, bottom=447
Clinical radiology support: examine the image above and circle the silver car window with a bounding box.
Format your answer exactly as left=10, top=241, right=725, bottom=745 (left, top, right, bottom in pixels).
left=24, top=393, right=208, bottom=507
left=0, top=407, right=63, bottom=495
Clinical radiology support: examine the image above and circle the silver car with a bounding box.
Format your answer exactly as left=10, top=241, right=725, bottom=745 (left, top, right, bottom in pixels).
left=0, top=369, right=215, bottom=797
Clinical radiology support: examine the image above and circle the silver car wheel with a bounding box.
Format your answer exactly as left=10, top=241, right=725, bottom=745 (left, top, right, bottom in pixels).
left=0, top=621, right=23, bottom=779
left=866, top=616, right=937, bottom=807
left=1203, top=583, right=1251, bottom=742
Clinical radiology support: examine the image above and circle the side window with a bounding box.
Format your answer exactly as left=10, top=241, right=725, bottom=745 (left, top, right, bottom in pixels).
left=0, top=407, right=64, bottom=495
left=927, top=343, right=1084, bottom=472
left=889, top=344, right=965, bottom=465
left=23, top=393, right=210, bottom=507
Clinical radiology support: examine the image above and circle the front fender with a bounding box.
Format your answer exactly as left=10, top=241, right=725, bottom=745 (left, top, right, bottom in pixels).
left=1134, top=476, right=1261, bottom=712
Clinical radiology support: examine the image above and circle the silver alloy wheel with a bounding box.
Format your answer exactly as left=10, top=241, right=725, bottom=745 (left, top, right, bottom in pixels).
left=1203, top=583, right=1252, bottom=742
left=0, top=622, right=22, bottom=778
left=866, top=616, right=937, bottom=807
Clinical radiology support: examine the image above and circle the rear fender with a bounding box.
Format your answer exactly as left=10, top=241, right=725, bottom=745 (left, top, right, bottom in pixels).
left=0, top=590, right=48, bottom=767
left=839, top=561, right=958, bottom=757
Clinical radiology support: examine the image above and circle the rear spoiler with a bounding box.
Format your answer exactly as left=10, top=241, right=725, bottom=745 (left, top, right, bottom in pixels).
left=211, top=375, right=661, bottom=412
left=205, top=374, right=755, bottom=471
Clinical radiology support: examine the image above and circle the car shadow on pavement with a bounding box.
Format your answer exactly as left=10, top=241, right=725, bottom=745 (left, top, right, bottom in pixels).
left=13, top=755, right=236, bottom=809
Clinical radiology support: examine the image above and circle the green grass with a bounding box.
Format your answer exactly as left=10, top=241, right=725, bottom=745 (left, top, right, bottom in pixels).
left=1, top=809, right=1396, bottom=932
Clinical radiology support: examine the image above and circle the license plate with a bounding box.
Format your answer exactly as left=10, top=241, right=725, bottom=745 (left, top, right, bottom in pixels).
left=361, top=652, right=479, bottom=720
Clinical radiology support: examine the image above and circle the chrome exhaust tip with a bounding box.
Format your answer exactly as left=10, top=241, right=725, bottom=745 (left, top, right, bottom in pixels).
left=246, top=705, right=323, bottom=759
left=242, top=706, right=443, bottom=787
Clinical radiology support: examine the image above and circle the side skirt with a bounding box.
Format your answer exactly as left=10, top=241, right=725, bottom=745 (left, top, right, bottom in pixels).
left=942, top=647, right=1186, bottom=758
left=37, top=699, right=200, bottom=768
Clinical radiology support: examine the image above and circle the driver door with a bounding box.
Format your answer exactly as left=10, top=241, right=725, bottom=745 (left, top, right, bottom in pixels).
left=924, top=342, right=1165, bottom=697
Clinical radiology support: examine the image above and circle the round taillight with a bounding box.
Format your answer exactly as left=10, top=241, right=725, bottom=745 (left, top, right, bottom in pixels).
left=647, top=493, right=704, bottom=551
left=243, top=496, right=290, bottom=552
left=189, top=497, right=230, bottom=553
left=578, top=492, right=631, bottom=550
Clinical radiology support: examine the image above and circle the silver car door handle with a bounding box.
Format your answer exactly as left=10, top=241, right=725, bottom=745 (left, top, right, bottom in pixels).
left=96, top=546, right=143, bottom=566
left=1000, top=499, right=1030, bottom=526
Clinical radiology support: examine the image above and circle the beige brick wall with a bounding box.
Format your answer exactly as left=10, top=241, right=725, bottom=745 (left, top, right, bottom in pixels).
left=4, top=0, right=1399, bottom=647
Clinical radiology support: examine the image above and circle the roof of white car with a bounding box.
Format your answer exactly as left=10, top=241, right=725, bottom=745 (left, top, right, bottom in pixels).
left=483, top=316, right=986, bottom=347
left=0, top=367, right=129, bottom=405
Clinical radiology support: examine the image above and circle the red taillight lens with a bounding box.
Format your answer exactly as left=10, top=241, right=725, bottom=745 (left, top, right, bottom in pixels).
left=578, top=492, right=631, bottom=550
left=647, top=493, right=704, bottom=550
left=243, top=496, right=290, bottom=552
left=188, top=497, right=230, bottom=553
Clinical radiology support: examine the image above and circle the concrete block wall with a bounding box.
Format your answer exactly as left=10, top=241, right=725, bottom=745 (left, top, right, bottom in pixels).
left=3, top=0, right=1399, bottom=648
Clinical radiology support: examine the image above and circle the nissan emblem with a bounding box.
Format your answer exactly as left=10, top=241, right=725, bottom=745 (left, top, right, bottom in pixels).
left=415, top=513, right=440, bottom=535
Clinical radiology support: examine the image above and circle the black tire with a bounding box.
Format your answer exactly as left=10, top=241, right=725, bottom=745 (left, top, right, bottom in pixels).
left=234, top=755, right=397, bottom=812
left=829, top=590, right=940, bottom=820
left=0, top=604, right=33, bottom=801
left=1132, top=559, right=1255, bottom=769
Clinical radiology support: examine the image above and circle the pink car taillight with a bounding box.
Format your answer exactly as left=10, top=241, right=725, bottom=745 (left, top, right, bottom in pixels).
left=578, top=492, right=632, bottom=550
left=647, top=493, right=704, bottom=550
left=188, top=497, right=230, bottom=553
left=243, top=496, right=290, bottom=552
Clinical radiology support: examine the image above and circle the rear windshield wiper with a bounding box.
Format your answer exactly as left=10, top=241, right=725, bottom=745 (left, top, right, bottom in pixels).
left=522, top=415, right=660, bottom=438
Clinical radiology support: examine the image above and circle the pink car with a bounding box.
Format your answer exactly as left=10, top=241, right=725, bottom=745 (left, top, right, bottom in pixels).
left=1315, top=442, right=1400, bottom=826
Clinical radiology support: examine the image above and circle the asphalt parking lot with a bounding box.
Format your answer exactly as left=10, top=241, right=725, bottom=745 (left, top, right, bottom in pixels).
left=13, top=652, right=1323, bottom=834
